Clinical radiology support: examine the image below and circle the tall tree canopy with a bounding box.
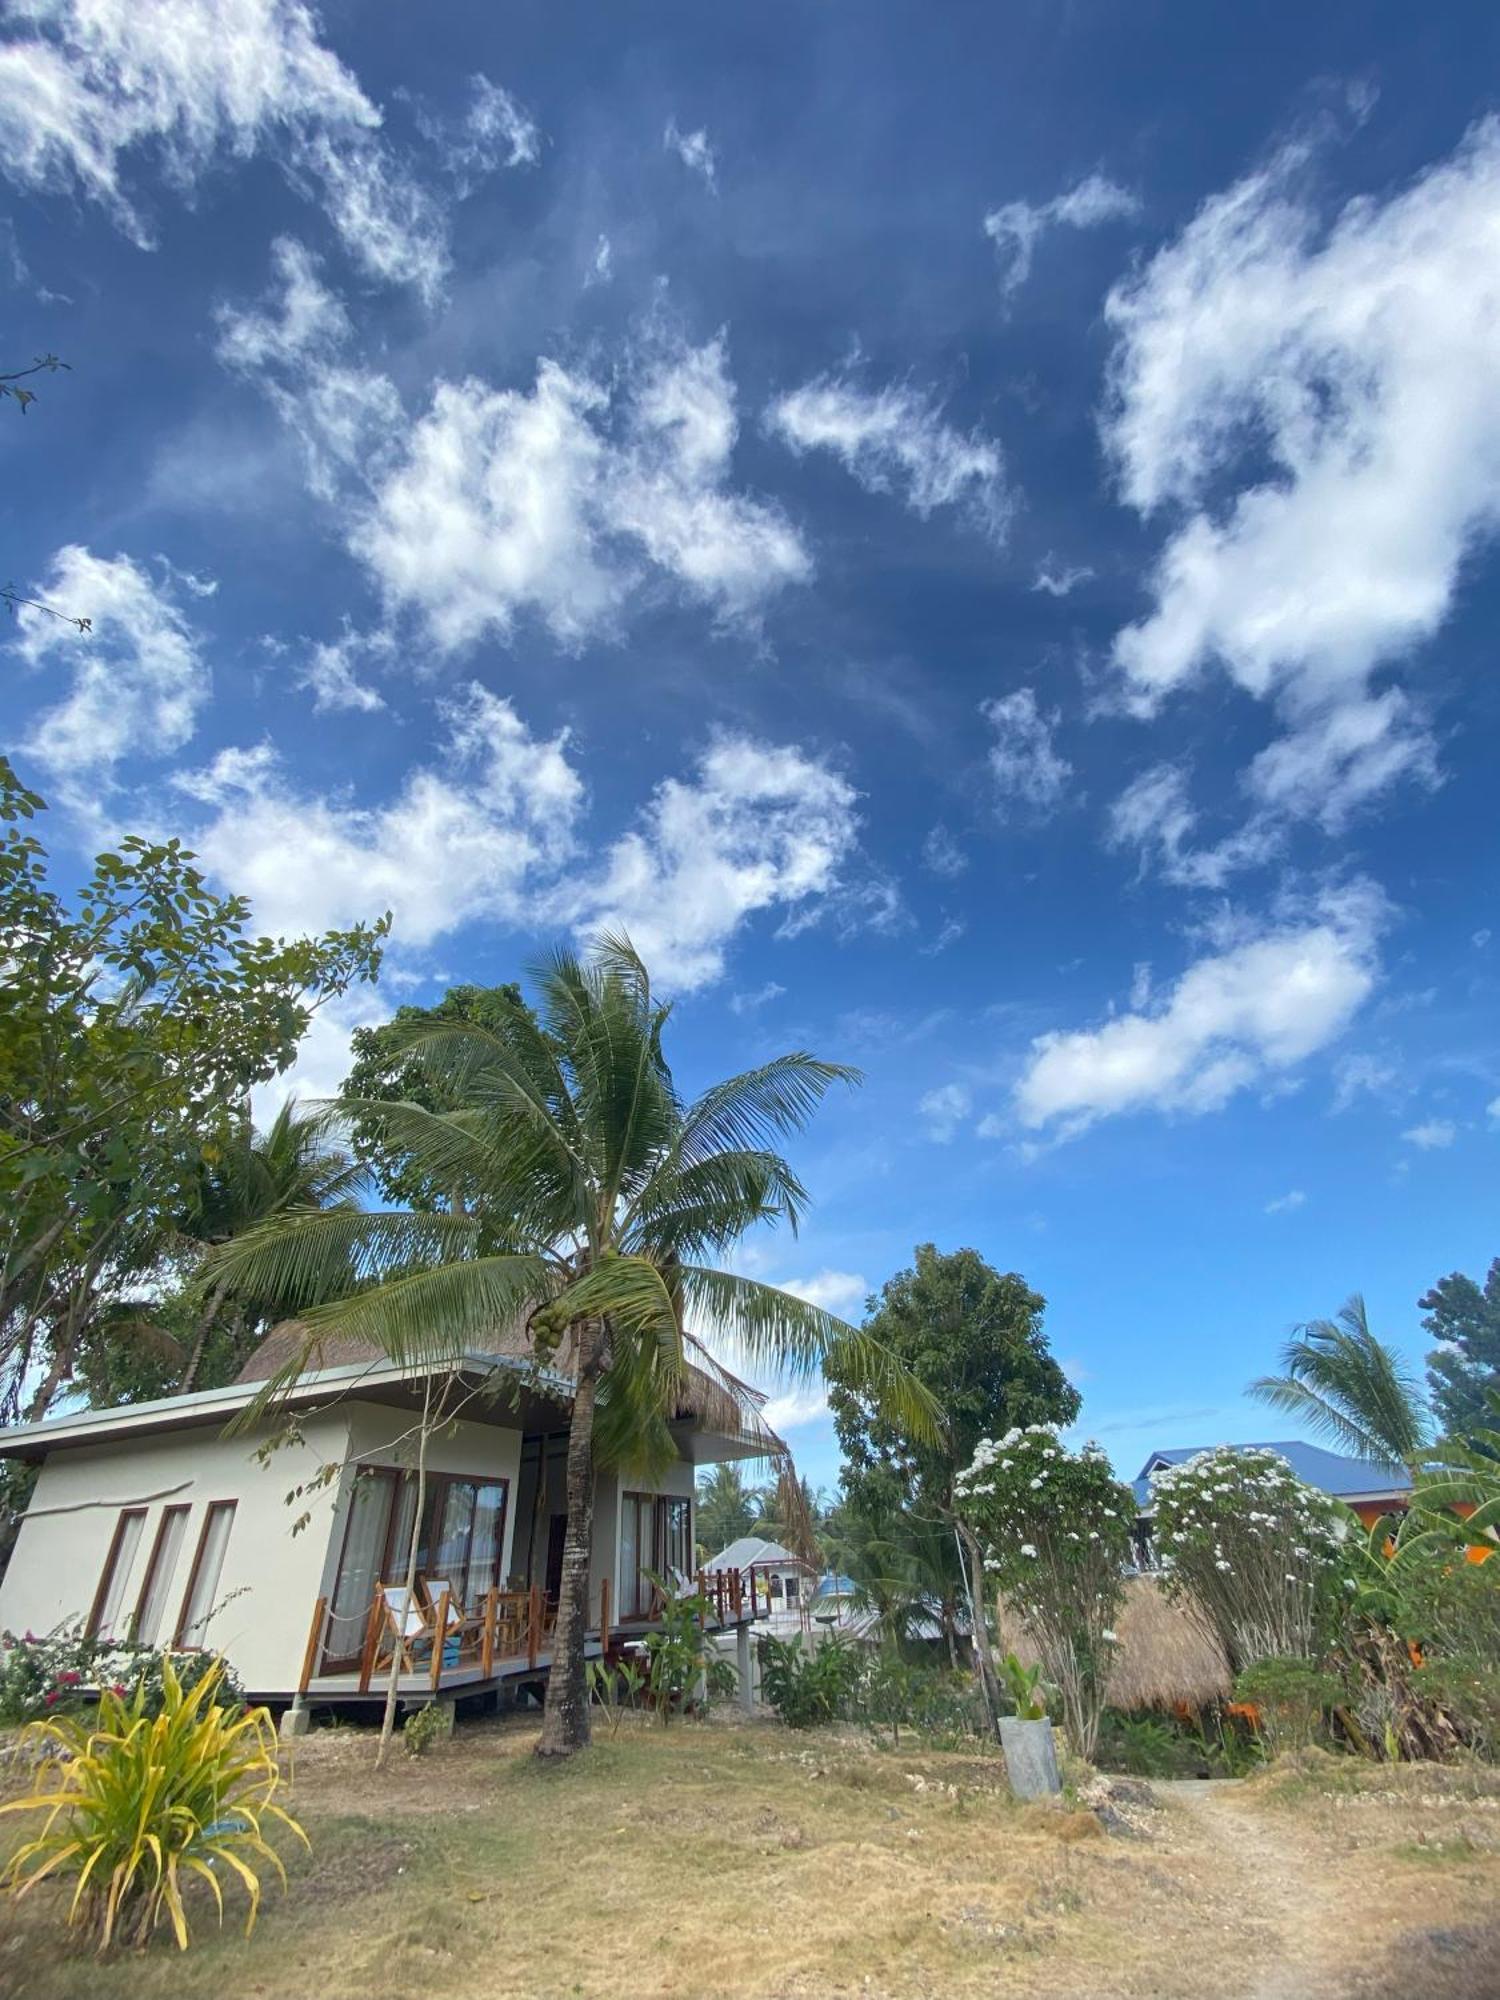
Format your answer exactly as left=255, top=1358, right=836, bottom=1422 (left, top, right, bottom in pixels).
left=212, top=936, right=934, bottom=1758
left=0, top=757, right=385, bottom=1423
left=1421, top=1259, right=1500, bottom=1440
left=1249, top=1294, right=1430, bottom=1465
left=826, top=1244, right=1079, bottom=1690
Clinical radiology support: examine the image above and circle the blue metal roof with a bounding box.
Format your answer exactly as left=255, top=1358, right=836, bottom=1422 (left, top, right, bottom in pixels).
left=1132, top=1440, right=1412, bottom=1510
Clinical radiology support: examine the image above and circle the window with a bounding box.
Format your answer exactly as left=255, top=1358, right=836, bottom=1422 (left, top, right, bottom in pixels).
left=176, top=1502, right=236, bottom=1648
left=321, top=1468, right=510, bottom=1670
left=133, top=1506, right=190, bottom=1645
left=87, top=1509, right=146, bottom=1640
left=784, top=1571, right=800, bottom=1605
left=620, top=1493, right=693, bottom=1619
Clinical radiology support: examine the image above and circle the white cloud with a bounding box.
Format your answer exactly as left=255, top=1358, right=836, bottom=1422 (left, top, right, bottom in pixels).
left=1104, top=121, right=1500, bottom=827
left=1331, top=1052, right=1399, bottom=1113
left=1487, top=1096, right=1500, bottom=1124
left=586, top=233, right=612, bottom=286
left=254, top=981, right=390, bottom=1117
left=172, top=683, right=582, bottom=948
left=220, top=262, right=811, bottom=650
left=1264, top=1189, right=1306, bottom=1215
left=1033, top=562, right=1093, bottom=598
left=664, top=118, right=716, bottom=189
left=1015, top=884, right=1383, bottom=1140
left=417, top=73, right=540, bottom=194
left=298, top=625, right=389, bottom=714
left=0, top=0, right=447, bottom=296
left=1106, top=762, right=1280, bottom=888
left=729, top=980, right=785, bottom=1015
left=1402, top=1119, right=1456, bottom=1151
left=922, top=824, right=968, bottom=879
left=766, top=374, right=1010, bottom=539
left=918, top=1082, right=971, bottom=1142
left=567, top=736, right=861, bottom=991
left=774, top=1271, right=868, bottom=1317
left=758, top=1385, right=830, bottom=1432
left=16, top=546, right=210, bottom=789
left=984, top=171, right=1139, bottom=294
left=982, top=688, right=1071, bottom=816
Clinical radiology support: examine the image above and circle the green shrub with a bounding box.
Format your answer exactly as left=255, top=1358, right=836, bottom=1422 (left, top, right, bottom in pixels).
left=1410, top=1653, right=1500, bottom=1760
left=758, top=1634, right=862, bottom=1727
left=0, top=1657, right=305, bottom=1951
left=1234, top=1657, right=1345, bottom=1755
left=0, top=1627, right=245, bottom=1726
left=402, top=1702, right=447, bottom=1758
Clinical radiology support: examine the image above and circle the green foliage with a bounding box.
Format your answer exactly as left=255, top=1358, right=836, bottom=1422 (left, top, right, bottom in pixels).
left=997, top=1651, right=1049, bottom=1720
left=1248, top=1294, right=1430, bottom=1463
left=955, top=1427, right=1134, bottom=1758
left=1233, top=1657, right=1346, bottom=1755
left=1149, top=1445, right=1347, bottom=1672
left=758, top=1633, right=863, bottom=1728
left=638, top=1577, right=733, bottom=1723
left=0, top=756, right=386, bottom=1423
left=0, top=1628, right=245, bottom=1726
left=1093, top=1707, right=1263, bottom=1779
left=1409, top=1654, right=1500, bottom=1760
left=585, top=1656, right=646, bottom=1734
left=0, top=1657, right=305, bottom=1952
left=402, top=1702, right=447, bottom=1758
left=340, top=983, right=526, bottom=1210
left=1421, top=1259, right=1500, bottom=1440
left=694, top=1461, right=762, bottom=1558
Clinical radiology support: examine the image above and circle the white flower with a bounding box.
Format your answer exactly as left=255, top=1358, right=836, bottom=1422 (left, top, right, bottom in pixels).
left=1214, top=1559, right=1231, bottom=1572
left=1019, top=1542, right=1038, bottom=1558
left=1029, top=1477, right=1044, bottom=1490
left=1101, top=1629, right=1118, bottom=1643
left=1088, top=1531, right=1099, bottom=1541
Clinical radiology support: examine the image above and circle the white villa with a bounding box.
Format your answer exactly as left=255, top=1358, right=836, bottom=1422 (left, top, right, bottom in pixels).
left=0, top=1323, right=773, bottom=1719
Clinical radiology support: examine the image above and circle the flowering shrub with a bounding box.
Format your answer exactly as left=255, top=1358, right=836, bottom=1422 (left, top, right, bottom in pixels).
left=1149, top=1446, right=1347, bottom=1672
left=955, top=1426, right=1135, bottom=1759
left=0, top=1627, right=244, bottom=1727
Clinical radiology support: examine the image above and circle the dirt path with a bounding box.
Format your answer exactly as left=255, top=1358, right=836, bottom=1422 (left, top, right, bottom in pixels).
left=1156, top=1779, right=1338, bottom=2000
left=1152, top=1776, right=1500, bottom=2000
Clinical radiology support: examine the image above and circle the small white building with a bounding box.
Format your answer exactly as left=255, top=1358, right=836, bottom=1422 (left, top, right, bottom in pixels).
left=702, top=1535, right=818, bottom=1638
left=0, top=1325, right=771, bottom=1707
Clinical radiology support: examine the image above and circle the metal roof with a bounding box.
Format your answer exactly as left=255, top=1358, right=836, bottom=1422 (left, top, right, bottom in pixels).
left=701, top=1535, right=808, bottom=1572
left=1132, top=1439, right=1412, bottom=1510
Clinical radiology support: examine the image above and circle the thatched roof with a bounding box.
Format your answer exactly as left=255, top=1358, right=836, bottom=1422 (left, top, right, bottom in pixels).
left=234, top=1318, right=784, bottom=1456
left=1003, top=1574, right=1230, bottom=1711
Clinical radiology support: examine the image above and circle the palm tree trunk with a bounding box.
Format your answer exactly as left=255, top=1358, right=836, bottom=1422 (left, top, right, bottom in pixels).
left=179, top=1277, right=228, bottom=1394
left=536, top=1318, right=603, bottom=1759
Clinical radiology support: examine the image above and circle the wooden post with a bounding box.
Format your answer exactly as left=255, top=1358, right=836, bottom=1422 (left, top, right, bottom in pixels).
left=358, top=1592, right=382, bottom=1695
left=527, top=1583, right=542, bottom=1668
left=600, top=1574, right=611, bottom=1655
left=481, top=1586, right=498, bottom=1678
left=431, top=1589, right=450, bottom=1693
left=298, top=1595, right=327, bottom=1697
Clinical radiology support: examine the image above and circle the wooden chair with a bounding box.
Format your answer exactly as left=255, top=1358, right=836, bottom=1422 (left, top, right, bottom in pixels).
left=372, top=1584, right=429, bottom=1677
left=420, top=1577, right=484, bottom=1665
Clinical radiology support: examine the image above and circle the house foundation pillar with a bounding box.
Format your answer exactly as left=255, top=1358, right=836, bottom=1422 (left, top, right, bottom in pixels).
left=279, top=1696, right=311, bottom=1741
left=736, top=1620, right=754, bottom=1714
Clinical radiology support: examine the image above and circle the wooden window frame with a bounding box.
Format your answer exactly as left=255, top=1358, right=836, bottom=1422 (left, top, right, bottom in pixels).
left=174, top=1499, right=237, bottom=1650
left=131, top=1504, right=191, bottom=1645
left=323, top=1466, right=511, bottom=1660
left=85, top=1508, right=147, bottom=1640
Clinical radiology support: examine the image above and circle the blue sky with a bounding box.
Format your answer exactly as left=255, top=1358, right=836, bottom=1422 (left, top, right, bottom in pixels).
left=3, top=2, right=1497, bottom=1487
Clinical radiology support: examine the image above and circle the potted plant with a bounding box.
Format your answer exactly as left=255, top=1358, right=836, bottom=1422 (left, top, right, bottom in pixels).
left=997, top=1652, right=1060, bottom=1798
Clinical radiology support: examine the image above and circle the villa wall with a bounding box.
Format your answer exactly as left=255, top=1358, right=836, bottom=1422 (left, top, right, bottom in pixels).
left=0, top=1410, right=353, bottom=1694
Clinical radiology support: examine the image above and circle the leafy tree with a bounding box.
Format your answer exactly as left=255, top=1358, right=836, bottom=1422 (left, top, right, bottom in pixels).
left=210, top=937, right=935, bottom=1758
left=71, top=1102, right=367, bottom=1407
left=0, top=757, right=386, bottom=1422
left=695, top=1461, right=761, bottom=1556
left=826, top=1244, right=1080, bottom=1714
left=824, top=1472, right=965, bottom=1660
left=1421, top=1260, right=1500, bottom=1440
left=340, top=984, right=525, bottom=1208
left=1249, top=1295, right=1430, bottom=1464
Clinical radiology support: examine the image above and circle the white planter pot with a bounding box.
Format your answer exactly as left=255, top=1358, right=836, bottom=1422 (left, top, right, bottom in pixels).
left=999, top=1713, right=1061, bottom=1799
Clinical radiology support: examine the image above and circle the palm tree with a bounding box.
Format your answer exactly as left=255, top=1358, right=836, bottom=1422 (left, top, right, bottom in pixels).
left=210, top=936, right=935, bottom=1757
left=175, top=1101, right=366, bottom=1391
left=695, top=1461, right=762, bottom=1558
left=1248, top=1294, right=1431, bottom=1465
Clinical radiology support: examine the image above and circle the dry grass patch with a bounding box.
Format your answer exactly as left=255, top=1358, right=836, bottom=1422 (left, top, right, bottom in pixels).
left=1, top=1715, right=1497, bottom=1999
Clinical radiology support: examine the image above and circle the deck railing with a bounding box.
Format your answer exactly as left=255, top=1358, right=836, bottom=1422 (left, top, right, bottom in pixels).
left=301, top=1564, right=766, bottom=1697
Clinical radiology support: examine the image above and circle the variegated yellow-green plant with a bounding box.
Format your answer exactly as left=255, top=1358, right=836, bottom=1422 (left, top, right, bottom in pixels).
left=0, top=1656, right=307, bottom=1951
